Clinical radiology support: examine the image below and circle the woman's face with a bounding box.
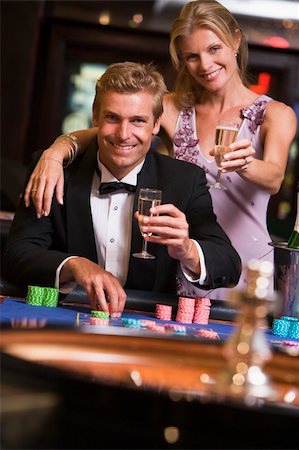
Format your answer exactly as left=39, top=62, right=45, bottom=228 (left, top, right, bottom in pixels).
left=179, top=27, right=239, bottom=92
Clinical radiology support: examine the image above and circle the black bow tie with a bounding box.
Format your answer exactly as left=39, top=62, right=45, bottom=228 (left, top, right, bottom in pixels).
left=99, top=181, right=136, bottom=195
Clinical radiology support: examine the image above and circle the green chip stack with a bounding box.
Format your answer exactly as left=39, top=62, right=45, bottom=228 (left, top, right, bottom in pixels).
left=26, top=285, right=44, bottom=306
left=91, top=310, right=109, bottom=319
left=26, top=285, right=59, bottom=308
left=42, top=287, right=59, bottom=307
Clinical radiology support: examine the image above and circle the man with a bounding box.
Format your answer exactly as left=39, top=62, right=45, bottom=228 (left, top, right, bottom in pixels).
left=3, top=62, right=241, bottom=316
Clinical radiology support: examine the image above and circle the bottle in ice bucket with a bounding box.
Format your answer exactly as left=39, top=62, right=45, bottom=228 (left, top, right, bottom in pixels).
left=287, top=181, right=299, bottom=250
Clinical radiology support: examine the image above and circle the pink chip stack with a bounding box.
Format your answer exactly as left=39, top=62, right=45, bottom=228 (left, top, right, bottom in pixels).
left=193, top=297, right=211, bottom=325
left=89, top=317, right=109, bottom=326
left=155, top=303, right=172, bottom=321
left=155, top=296, right=211, bottom=325
left=175, top=297, right=196, bottom=323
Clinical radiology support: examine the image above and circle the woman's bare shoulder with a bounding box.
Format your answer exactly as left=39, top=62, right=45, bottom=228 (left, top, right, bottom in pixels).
left=262, top=99, right=297, bottom=143
left=266, top=98, right=295, bottom=115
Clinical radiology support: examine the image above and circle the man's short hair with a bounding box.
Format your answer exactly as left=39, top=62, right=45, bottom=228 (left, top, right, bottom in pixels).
left=92, top=61, right=168, bottom=122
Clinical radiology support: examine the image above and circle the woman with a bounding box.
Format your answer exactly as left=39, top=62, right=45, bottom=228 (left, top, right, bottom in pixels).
left=24, top=0, right=297, bottom=299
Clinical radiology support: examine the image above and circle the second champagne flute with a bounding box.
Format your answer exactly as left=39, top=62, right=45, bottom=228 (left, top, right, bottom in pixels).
left=210, top=120, right=240, bottom=190
left=133, top=188, right=162, bottom=259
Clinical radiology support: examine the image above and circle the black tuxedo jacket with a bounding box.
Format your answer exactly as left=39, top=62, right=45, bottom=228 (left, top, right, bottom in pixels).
left=3, top=141, right=241, bottom=294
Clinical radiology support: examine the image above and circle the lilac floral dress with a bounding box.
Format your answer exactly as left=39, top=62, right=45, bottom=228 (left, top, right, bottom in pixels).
left=173, top=95, right=274, bottom=300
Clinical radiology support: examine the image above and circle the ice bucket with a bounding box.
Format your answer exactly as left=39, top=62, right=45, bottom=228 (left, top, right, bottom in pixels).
left=270, top=242, right=299, bottom=319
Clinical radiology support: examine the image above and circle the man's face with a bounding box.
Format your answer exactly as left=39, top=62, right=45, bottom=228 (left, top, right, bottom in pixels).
left=93, top=90, right=161, bottom=179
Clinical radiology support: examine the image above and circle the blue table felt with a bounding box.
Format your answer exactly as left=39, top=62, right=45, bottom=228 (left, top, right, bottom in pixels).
left=1, top=297, right=298, bottom=346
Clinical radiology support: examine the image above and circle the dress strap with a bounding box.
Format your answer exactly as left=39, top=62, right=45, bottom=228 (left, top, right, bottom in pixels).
left=173, top=108, right=199, bottom=165
left=241, top=96, right=272, bottom=134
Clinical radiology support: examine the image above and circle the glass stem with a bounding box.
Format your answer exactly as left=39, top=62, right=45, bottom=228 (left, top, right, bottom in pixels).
left=142, top=238, right=148, bottom=254
left=216, top=170, right=222, bottom=184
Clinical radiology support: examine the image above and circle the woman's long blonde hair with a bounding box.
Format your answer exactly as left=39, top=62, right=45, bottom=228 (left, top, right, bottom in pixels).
left=169, top=0, right=248, bottom=107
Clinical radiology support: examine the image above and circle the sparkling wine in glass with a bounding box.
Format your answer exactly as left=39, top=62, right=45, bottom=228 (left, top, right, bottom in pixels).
left=210, top=120, right=240, bottom=190
left=133, top=188, right=162, bottom=259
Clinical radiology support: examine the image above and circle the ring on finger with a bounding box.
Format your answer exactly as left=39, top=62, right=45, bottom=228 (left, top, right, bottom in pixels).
left=244, top=157, right=250, bottom=165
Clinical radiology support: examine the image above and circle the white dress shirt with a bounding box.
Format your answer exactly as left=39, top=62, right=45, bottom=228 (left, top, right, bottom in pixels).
left=91, top=160, right=142, bottom=286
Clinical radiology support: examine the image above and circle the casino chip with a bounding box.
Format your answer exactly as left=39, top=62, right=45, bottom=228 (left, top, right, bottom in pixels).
left=272, top=315, right=299, bottom=338
left=26, top=285, right=44, bottom=306
left=193, top=297, right=211, bottom=325
left=176, top=297, right=195, bottom=323
left=280, top=316, right=298, bottom=322
left=155, top=304, right=172, bottom=321
left=165, top=323, right=187, bottom=335
left=91, top=310, right=109, bottom=319
left=288, top=322, right=299, bottom=339
left=122, top=317, right=140, bottom=328
left=26, top=285, right=58, bottom=307
left=198, top=328, right=219, bottom=340
left=89, top=317, right=109, bottom=326
left=42, top=287, right=59, bottom=307
left=272, top=318, right=290, bottom=337
left=175, top=297, right=211, bottom=325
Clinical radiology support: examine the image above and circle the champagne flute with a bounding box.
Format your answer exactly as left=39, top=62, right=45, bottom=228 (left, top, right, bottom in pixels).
left=209, top=120, right=240, bottom=190
left=133, top=188, right=162, bottom=259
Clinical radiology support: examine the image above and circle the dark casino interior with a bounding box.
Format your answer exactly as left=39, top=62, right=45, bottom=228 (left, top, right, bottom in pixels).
left=1, top=1, right=299, bottom=449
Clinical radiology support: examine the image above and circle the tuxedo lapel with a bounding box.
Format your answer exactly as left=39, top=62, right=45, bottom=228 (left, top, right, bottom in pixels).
left=66, top=142, right=98, bottom=262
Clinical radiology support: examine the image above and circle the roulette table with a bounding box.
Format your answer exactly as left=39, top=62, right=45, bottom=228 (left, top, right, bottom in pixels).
left=1, top=289, right=298, bottom=449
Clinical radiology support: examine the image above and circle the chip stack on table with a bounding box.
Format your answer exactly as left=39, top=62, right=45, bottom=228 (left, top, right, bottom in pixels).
left=175, top=297, right=211, bottom=324
left=139, top=319, right=154, bottom=328
left=288, top=321, right=299, bottom=339
left=288, top=320, right=299, bottom=339
left=89, top=317, right=109, bottom=326
left=155, top=304, right=172, bottom=321
left=91, top=310, right=109, bottom=319
left=42, top=287, right=59, bottom=307
left=165, top=323, right=187, bottom=335
left=272, top=316, right=299, bottom=339
left=26, top=286, right=44, bottom=306
left=122, top=317, right=140, bottom=328
left=175, top=297, right=195, bottom=323
left=198, top=328, right=219, bottom=339
left=149, top=323, right=166, bottom=333
left=193, top=297, right=211, bottom=325
left=89, top=310, right=109, bottom=326
left=26, top=285, right=58, bottom=307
